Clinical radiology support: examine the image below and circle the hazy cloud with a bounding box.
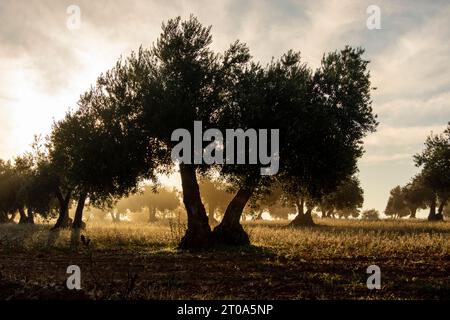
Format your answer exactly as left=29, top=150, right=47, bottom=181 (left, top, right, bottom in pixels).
left=1, top=0, right=449, bottom=212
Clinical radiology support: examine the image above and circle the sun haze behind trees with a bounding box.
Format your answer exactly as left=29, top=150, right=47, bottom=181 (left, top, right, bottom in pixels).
left=0, top=15, right=379, bottom=250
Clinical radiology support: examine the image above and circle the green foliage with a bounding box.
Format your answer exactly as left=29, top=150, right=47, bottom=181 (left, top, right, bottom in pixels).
left=278, top=47, right=377, bottom=204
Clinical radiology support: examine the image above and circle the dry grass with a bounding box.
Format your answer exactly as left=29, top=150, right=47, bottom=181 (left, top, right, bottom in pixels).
left=0, top=218, right=449, bottom=299
left=247, top=219, right=450, bottom=260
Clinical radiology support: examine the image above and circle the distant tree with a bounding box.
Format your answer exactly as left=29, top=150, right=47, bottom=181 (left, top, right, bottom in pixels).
left=414, top=123, right=450, bottom=221
left=84, top=206, right=108, bottom=222
left=0, top=159, right=20, bottom=223
left=402, top=175, right=432, bottom=218
left=49, top=64, right=161, bottom=229
left=245, top=186, right=295, bottom=221
left=114, top=186, right=181, bottom=223
left=319, top=176, right=364, bottom=219
left=111, top=197, right=134, bottom=222
left=336, top=208, right=360, bottom=219
left=7, top=138, right=59, bottom=224
left=267, top=203, right=294, bottom=220
left=140, top=187, right=180, bottom=222
left=0, top=161, right=56, bottom=225
left=256, top=187, right=295, bottom=221
left=198, top=177, right=234, bottom=225
left=361, top=209, right=380, bottom=220
left=384, top=186, right=410, bottom=219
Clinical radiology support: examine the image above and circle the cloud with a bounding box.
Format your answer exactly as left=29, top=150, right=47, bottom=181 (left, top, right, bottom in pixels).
left=370, top=3, right=450, bottom=101
left=365, top=124, right=447, bottom=148
left=360, top=153, right=412, bottom=165
left=374, top=91, right=450, bottom=127
left=361, top=124, right=448, bottom=167
left=1, top=0, right=450, bottom=214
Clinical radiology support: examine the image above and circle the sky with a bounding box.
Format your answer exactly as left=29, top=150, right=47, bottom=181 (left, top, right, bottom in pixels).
left=1, top=0, right=450, bottom=217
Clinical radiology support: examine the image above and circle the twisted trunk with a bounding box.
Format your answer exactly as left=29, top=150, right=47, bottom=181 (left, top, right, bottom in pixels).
left=212, top=184, right=256, bottom=246
left=27, top=208, right=34, bottom=224
left=428, top=197, right=443, bottom=221
left=52, top=189, right=72, bottom=230
left=72, top=193, right=87, bottom=229
left=19, top=207, right=28, bottom=224
left=178, top=164, right=212, bottom=249
left=290, top=197, right=315, bottom=227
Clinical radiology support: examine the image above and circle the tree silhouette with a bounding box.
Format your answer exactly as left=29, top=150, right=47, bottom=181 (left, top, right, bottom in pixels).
left=111, top=186, right=181, bottom=223
left=286, top=47, right=377, bottom=227
left=385, top=186, right=410, bottom=219
left=414, top=123, right=450, bottom=221
left=100, top=16, right=253, bottom=248
left=0, top=159, right=20, bottom=223
left=402, top=175, right=431, bottom=218
left=361, top=209, right=379, bottom=220
left=212, top=46, right=376, bottom=242
left=139, top=186, right=181, bottom=222
left=49, top=62, right=162, bottom=229
left=319, top=176, right=364, bottom=219
left=42, top=16, right=377, bottom=248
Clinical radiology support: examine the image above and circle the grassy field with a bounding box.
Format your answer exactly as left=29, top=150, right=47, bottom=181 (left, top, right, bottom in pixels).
left=0, top=219, right=449, bottom=300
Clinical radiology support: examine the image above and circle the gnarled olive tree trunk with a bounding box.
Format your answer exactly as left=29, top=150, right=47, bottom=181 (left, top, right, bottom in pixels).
left=18, top=207, right=28, bottom=224
left=428, top=197, right=443, bottom=221
left=72, top=192, right=87, bottom=229
left=212, top=184, right=256, bottom=246
left=290, top=198, right=315, bottom=227
left=434, top=198, right=447, bottom=221
left=27, top=208, right=34, bottom=224
left=178, top=164, right=212, bottom=249
left=18, top=207, right=34, bottom=224
left=52, top=190, right=72, bottom=230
